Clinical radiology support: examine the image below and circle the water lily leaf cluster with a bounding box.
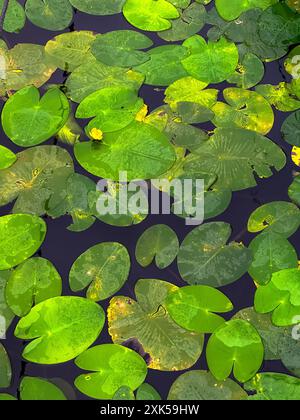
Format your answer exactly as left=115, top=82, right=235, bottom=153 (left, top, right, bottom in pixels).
left=0, top=0, right=300, bottom=401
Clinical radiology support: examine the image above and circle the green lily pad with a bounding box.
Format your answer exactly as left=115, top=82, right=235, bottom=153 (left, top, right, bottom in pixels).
left=281, top=111, right=300, bottom=147
left=181, top=35, right=239, bottom=84
left=245, top=373, right=300, bottom=400
left=135, top=225, right=179, bottom=269
left=123, top=0, right=179, bottom=31
left=69, top=0, right=126, bottom=15
left=226, top=52, right=265, bottom=89
left=20, top=377, right=67, bottom=400
left=183, top=128, right=286, bottom=191
left=0, top=44, right=57, bottom=96
left=215, top=0, right=278, bottom=21
left=256, top=83, right=300, bottom=112
left=0, top=146, right=74, bottom=216
left=74, top=121, right=176, bottom=181
left=158, top=2, right=207, bottom=42
left=0, top=394, right=17, bottom=400
left=248, top=232, right=298, bottom=286
left=0, top=0, right=26, bottom=33
left=69, top=242, right=131, bottom=301
left=108, top=279, right=204, bottom=371
left=5, top=257, right=62, bottom=317
left=136, top=383, right=161, bottom=400
left=165, top=285, right=233, bottom=333
left=255, top=268, right=300, bottom=326
left=91, top=31, right=153, bottom=67
left=76, top=86, right=144, bottom=133
left=45, top=31, right=96, bottom=72
left=75, top=344, right=147, bottom=400
left=289, top=175, right=300, bottom=206
left=212, top=88, right=274, bottom=135
left=177, top=222, right=252, bottom=287
left=168, top=370, right=248, bottom=400
left=248, top=201, right=300, bottom=238
left=15, top=296, right=105, bottom=364
left=113, top=386, right=135, bottom=400
left=2, top=86, right=70, bottom=147
left=0, top=271, right=14, bottom=333
left=0, top=344, right=11, bottom=388
left=0, top=145, right=16, bottom=169
left=134, top=45, right=189, bottom=86
left=25, top=0, right=73, bottom=31
left=65, top=58, right=144, bottom=103
left=206, top=319, right=264, bottom=383
left=0, top=214, right=46, bottom=271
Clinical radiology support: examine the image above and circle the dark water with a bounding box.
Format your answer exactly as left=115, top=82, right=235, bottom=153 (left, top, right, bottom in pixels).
left=0, top=4, right=297, bottom=400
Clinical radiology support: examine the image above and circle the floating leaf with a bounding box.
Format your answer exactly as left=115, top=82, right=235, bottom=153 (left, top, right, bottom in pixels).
left=168, top=370, right=247, bottom=400
left=158, top=2, right=207, bottom=42
left=2, top=86, right=70, bottom=147
left=25, top=0, right=74, bottom=31
left=226, top=52, right=265, bottom=89
left=74, top=121, right=176, bottom=181
left=20, top=377, right=67, bottom=400
left=245, top=373, right=300, bottom=400
left=108, top=279, right=204, bottom=371
left=5, top=257, right=62, bottom=317
left=0, top=214, right=46, bottom=271
left=136, top=383, right=161, bottom=400
left=91, top=31, right=153, bottom=67
left=0, top=344, right=11, bottom=388
left=215, top=0, right=278, bottom=21
left=75, top=344, right=147, bottom=399
left=69, top=0, right=126, bottom=15
left=184, top=128, right=286, bottom=191
left=248, top=201, right=300, bottom=238
left=248, top=232, right=298, bottom=286
left=289, top=175, right=300, bottom=206
left=0, top=271, right=14, bottom=333
left=177, top=222, right=252, bottom=287
left=181, top=35, right=239, bottom=84
left=69, top=242, right=130, bottom=302
left=281, top=110, right=300, bottom=147
left=0, top=0, right=26, bottom=33
left=123, top=0, right=179, bottom=31
left=65, top=58, right=144, bottom=103
left=134, top=45, right=189, bottom=86
left=113, top=386, right=135, bottom=400
left=165, top=285, right=233, bottom=333
left=45, top=31, right=96, bottom=72
left=206, top=319, right=264, bottom=383
left=212, top=88, right=274, bottom=135
left=0, top=145, right=16, bottom=169
left=15, top=296, right=105, bottom=364
left=0, top=394, right=17, bottom=400
left=0, top=44, right=57, bottom=96
left=255, top=268, right=300, bottom=326
left=135, top=225, right=179, bottom=269
left=0, top=146, right=74, bottom=215
left=76, top=86, right=144, bottom=133
left=256, top=83, right=300, bottom=112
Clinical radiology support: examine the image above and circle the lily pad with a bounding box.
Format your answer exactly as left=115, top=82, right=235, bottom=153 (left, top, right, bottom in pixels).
left=74, top=344, right=147, bottom=400
left=108, top=279, right=204, bottom=371
left=0, top=271, right=14, bottom=333
left=0, top=145, right=16, bottom=169
left=69, top=0, right=126, bottom=15
left=25, top=0, right=74, bottom=31
left=91, top=31, right=153, bottom=67
left=136, top=383, right=161, bottom=400
left=248, top=232, right=298, bottom=286
left=255, top=268, right=300, bottom=326
left=2, top=86, right=70, bottom=147
left=123, top=0, right=179, bottom=31
left=177, top=222, right=253, bottom=287
left=0, top=0, right=26, bottom=33
left=248, top=201, right=300, bottom=238
left=5, top=257, right=62, bottom=317
left=69, top=242, right=131, bottom=301
left=0, top=214, right=46, bottom=271
left=245, top=373, right=300, bottom=400
left=168, top=370, right=247, bottom=400
left=135, top=225, right=179, bottom=269
left=215, top=0, right=278, bottom=21
left=15, top=296, right=105, bottom=364
left=0, top=344, right=11, bottom=388
left=74, top=121, right=176, bottom=181
left=165, top=286, right=233, bottom=333
left=256, top=83, right=300, bottom=112
left=206, top=319, right=264, bottom=383
left=281, top=110, right=300, bottom=147
left=20, top=377, right=67, bottom=400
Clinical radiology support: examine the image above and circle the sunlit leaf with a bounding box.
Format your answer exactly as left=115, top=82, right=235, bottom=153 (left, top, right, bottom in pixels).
left=15, top=296, right=105, bottom=364
left=215, top=0, right=278, bottom=21
left=69, top=0, right=126, bottom=15
left=5, top=257, right=62, bottom=317
left=0, top=145, right=16, bottom=169
left=206, top=319, right=264, bottom=382
left=245, top=373, right=300, bottom=400
left=256, top=83, right=300, bottom=112
left=69, top=242, right=130, bottom=301
left=20, top=377, right=67, bottom=400
left=75, top=344, right=147, bottom=399
left=108, top=279, right=204, bottom=371
left=0, top=271, right=14, bottom=333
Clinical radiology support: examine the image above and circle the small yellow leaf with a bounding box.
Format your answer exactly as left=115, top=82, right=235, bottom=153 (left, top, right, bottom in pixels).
left=135, top=104, right=148, bottom=122
left=90, top=127, right=103, bottom=141
left=292, top=146, right=300, bottom=167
